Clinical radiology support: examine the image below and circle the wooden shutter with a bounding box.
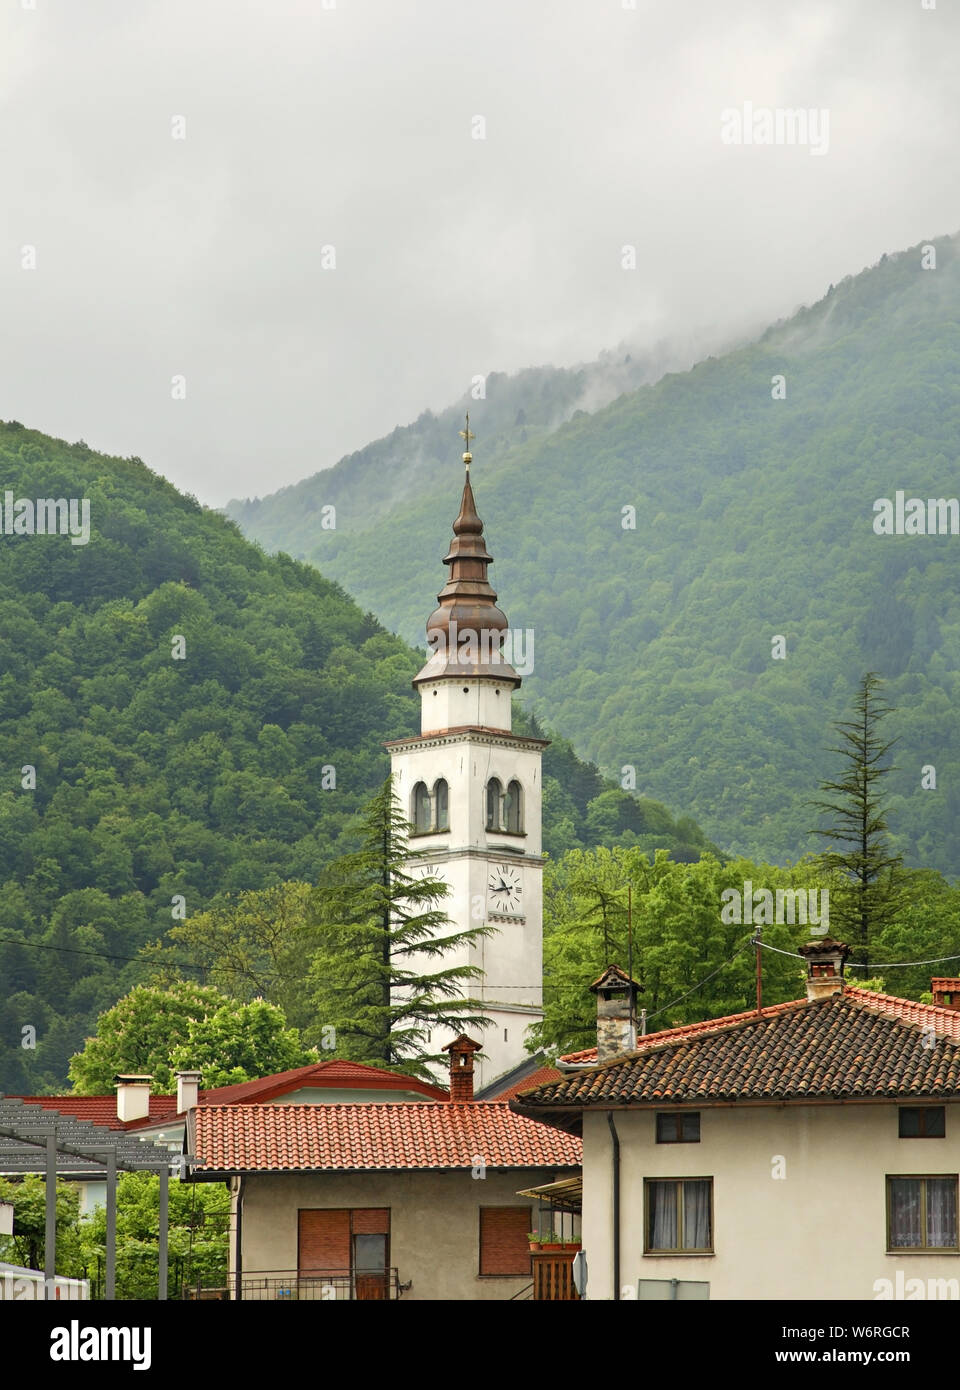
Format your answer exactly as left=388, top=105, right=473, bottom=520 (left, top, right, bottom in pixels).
left=479, top=1206, right=532, bottom=1276
left=298, top=1209, right=350, bottom=1275
left=351, top=1208, right=389, bottom=1235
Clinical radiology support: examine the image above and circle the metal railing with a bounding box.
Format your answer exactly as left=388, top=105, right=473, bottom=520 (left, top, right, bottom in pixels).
left=188, top=1269, right=402, bottom=1301
left=509, top=1282, right=534, bottom=1300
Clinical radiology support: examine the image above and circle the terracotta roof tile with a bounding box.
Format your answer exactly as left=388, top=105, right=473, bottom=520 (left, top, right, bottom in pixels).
left=8, top=1060, right=448, bottom=1132
left=190, top=1102, right=582, bottom=1173
left=483, top=1066, right=565, bottom=1102
left=6, top=1095, right=181, bottom=1130
left=557, top=988, right=960, bottom=1066
left=845, top=986, right=960, bottom=1042
left=558, top=999, right=802, bottom=1065
left=515, top=993, right=960, bottom=1118
left=196, top=1060, right=447, bottom=1105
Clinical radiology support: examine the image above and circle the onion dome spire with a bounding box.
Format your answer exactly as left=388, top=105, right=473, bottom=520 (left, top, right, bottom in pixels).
left=413, top=416, right=519, bottom=686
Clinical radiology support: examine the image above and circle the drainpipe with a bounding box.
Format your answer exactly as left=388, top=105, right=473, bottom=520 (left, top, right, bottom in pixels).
left=607, top=1112, right=620, bottom=1300
left=235, top=1176, right=245, bottom=1301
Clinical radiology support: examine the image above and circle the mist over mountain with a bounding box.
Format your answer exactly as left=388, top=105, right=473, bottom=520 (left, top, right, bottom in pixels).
left=229, top=234, right=960, bottom=872
left=225, top=327, right=749, bottom=553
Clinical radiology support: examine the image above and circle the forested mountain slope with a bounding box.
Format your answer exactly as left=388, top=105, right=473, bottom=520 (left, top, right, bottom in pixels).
left=0, top=422, right=710, bottom=1090
left=230, top=235, right=960, bottom=871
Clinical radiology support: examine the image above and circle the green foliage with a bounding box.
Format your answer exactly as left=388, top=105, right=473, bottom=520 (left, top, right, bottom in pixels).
left=536, top=846, right=960, bottom=1056
left=810, top=672, right=907, bottom=970
left=0, top=1169, right=230, bottom=1301
left=233, top=234, right=960, bottom=874
left=169, top=999, right=316, bottom=1088
left=536, top=847, right=831, bottom=1056
left=142, top=881, right=316, bottom=1030
left=851, top=867, right=960, bottom=996
left=68, top=981, right=315, bottom=1092
left=305, top=777, right=496, bottom=1074
left=68, top=982, right=226, bottom=1093
left=78, top=1173, right=231, bottom=1301
left=0, top=1173, right=80, bottom=1273
left=0, top=423, right=710, bottom=1090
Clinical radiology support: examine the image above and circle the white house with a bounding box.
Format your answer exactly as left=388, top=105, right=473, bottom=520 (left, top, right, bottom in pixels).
left=512, top=942, right=960, bottom=1301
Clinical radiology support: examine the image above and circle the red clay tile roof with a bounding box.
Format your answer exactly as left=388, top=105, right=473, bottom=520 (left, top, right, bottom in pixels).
left=484, top=1066, right=564, bottom=1102
left=845, top=986, right=960, bottom=1042
left=513, top=993, right=960, bottom=1122
left=8, top=1060, right=448, bottom=1131
left=557, top=987, right=960, bottom=1066
left=5, top=1095, right=182, bottom=1130
left=189, top=1102, right=582, bottom=1173
left=558, top=999, right=803, bottom=1066
left=195, top=1060, right=448, bottom=1105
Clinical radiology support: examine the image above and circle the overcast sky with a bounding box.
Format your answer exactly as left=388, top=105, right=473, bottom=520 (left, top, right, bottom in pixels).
left=1, top=0, right=957, bottom=506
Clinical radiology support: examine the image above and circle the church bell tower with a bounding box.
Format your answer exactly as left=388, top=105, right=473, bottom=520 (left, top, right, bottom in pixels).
left=385, top=420, right=546, bottom=1088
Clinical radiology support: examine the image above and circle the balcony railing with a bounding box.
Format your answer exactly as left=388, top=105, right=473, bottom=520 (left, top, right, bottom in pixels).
left=531, top=1250, right=580, bottom=1301
left=186, top=1269, right=402, bottom=1301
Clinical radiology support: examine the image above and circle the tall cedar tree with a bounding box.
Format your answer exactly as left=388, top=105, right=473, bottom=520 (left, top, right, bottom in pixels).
left=306, top=777, right=496, bottom=1076
left=810, top=672, right=905, bottom=972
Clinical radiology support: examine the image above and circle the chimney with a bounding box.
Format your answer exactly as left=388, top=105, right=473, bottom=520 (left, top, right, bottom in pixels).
left=115, top=1075, right=152, bottom=1123
left=442, top=1034, right=481, bottom=1103
left=931, top=979, right=960, bottom=1011
left=176, top=1070, right=202, bottom=1113
left=798, top=938, right=850, bottom=1001
left=591, top=965, right=640, bottom=1063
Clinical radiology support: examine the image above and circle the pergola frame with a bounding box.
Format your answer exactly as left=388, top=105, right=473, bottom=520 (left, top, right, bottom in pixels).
left=0, top=1096, right=191, bottom=1301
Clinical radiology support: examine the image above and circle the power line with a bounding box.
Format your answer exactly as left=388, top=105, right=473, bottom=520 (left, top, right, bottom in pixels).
left=0, top=933, right=281, bottom=980
left=644, top=937, right=755, bottom=1024
left=849, top=952, right=960, bottom=971
left=756, top=940, right=960, bottom=971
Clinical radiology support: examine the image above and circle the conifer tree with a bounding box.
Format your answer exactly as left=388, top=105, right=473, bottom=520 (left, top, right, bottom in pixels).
left=810, top=672, right=905, bottom=973
left=305, top=777, right=495, bottom=1075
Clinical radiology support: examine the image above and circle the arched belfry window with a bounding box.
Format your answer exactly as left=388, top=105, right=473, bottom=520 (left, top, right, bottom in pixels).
left=413, top=782, right=431, bottom=834
left=505, top=779, right=522, bottom=834
left=434, top=778, right=449, bottom=831
left=486, top=778, right=503, bottom=831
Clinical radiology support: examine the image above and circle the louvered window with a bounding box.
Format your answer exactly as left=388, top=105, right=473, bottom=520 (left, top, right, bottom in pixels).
left=479, top=1206, right=532, bottom=1275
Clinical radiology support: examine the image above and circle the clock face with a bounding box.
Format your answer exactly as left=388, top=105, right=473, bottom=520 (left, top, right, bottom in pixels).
left=413, top=863, right=446, bottom=895
left=487, top=862, right=522, bottom=914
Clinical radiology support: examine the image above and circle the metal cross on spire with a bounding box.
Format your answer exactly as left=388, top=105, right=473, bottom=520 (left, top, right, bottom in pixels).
left=459, top=413, right=475, bottom=470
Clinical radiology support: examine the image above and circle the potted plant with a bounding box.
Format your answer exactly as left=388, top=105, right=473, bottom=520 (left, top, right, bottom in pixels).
left=527, top=1232, right=542, bottom=1252
left=540, top=1230, right=563, bottom=1252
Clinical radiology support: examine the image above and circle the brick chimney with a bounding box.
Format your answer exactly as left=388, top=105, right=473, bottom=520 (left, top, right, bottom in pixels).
left=176, top=1070, right=202, bottom=1113
left=115, top=1074, right=152, bottom=1123
left=931, top=979, right=960, bottom=1011
left=591, top=965, right=640, bottom=1063
left=442, top=1034, right=481, bottom=1103
left=798, top=938, right=850, bottom=1001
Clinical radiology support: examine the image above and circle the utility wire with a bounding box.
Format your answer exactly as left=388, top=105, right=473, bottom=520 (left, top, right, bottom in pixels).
left=0, top=933, right=281, bottom=979
left=756, top=940, right=960, bottom=971
left=644, top=937, right=755, bottom=1025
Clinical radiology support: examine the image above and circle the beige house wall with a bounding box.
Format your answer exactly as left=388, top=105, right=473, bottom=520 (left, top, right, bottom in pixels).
left=239, top=1167, right=567, bottom=1300
left=582, top=1102, right=960, bottom=1300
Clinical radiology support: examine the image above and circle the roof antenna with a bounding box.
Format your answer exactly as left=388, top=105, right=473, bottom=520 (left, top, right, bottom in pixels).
left=754, top=925, right=763, bottom=1014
